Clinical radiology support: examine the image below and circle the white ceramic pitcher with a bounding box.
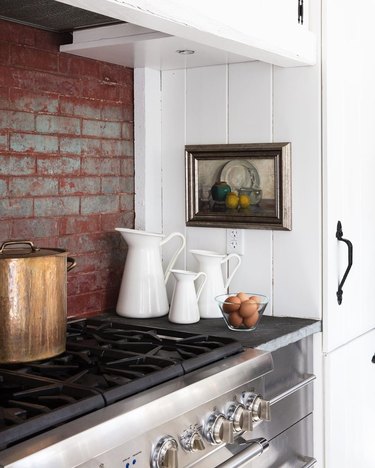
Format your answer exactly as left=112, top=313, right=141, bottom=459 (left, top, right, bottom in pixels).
left=190, top=249, right=241, bottom=318
left=116, top=228, right=185, bottom=318
left=168, top=270, right=207, bottom=324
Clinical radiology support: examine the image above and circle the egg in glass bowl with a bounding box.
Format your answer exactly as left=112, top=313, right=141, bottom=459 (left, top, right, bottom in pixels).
left=215, top=292, right=268, bottom=331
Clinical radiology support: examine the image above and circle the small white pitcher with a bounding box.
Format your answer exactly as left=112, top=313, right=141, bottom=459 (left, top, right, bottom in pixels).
left=190, top=249, right=241, bottom=318
left=168, top=270, right=207, bottom=324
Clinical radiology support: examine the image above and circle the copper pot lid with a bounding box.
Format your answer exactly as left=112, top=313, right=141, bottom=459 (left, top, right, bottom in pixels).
left=0, top=240, right=67, bottom=259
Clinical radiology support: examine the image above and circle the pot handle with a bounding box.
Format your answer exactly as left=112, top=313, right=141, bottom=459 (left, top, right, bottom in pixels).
left=67, top=257, right=77, bottom=272
left=0, top=239, right=40, bottom=254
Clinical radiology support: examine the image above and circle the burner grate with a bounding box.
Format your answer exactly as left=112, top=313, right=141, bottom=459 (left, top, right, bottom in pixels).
left=0, top=370, right=104, bottom=450
left=67, top=318, right=243, bottom=373
left=0, top=316, right=243, bottom=448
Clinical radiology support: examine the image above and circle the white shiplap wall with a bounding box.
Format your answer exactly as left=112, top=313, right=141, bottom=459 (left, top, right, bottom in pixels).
left=138, top=58, right=322, bottom=320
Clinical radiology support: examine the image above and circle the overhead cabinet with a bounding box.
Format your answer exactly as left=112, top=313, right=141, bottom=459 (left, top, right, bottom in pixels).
left=58, top=0, right=316, bottom=69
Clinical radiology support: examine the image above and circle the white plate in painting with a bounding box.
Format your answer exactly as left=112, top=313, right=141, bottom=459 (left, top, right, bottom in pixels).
left=221, top=160, right=260, bottom=191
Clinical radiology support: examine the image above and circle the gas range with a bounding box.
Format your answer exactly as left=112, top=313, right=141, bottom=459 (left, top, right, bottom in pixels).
left=0, top=315, right=316, bottom=467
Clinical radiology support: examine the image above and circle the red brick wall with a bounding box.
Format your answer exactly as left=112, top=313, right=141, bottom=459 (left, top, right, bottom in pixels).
left=0, top=20, right=134, bottom=318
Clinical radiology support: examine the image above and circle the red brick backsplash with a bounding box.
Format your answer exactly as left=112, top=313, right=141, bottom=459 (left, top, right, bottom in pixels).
left=0, top=19, right=134, bottom=318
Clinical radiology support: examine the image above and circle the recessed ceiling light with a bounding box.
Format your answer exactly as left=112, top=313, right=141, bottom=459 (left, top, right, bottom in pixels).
left=176, top=49, right=195, bottom=55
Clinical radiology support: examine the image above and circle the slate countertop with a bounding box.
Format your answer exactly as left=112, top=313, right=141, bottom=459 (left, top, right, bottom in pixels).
left=105, top=313, right=321, bottom=352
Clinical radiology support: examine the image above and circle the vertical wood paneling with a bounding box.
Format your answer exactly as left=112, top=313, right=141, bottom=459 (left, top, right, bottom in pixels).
left=134, top=68, right=162, bottom=233
left=159, top=57, right=322, bottom=321
left=161, top=69, right=186, bottom=245
left=186, top=227, right=227, bottom=273
left=185, top=65, right=229, bottom=271
left=228, top=61, right=272, bottom=143
left=160, top=69, right=187, bottom=298
left=228, top=62, right=273, bottom=311
left=186, top=65, right=228, bottom=144
left=273, top=61, right=322, bottom=320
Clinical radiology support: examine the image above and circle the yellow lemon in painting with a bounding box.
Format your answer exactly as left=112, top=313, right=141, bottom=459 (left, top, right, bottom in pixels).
left=239, top=194, right=250, bottom=208
left=225, top=192, right=239, bottom=209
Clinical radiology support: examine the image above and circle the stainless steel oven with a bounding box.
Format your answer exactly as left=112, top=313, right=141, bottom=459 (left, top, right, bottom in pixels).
left=0, top=316, right=316, bottom=467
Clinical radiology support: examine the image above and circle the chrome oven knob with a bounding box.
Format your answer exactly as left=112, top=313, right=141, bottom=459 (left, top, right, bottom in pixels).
left=241, top=392, right=271, bottom=425
left=252, top=395, right=271, bottom=422
left=152, top=435, right=178, bottom=468
left=226, top=402, right=252, bottom=432
left=204, top=412, right=234, bottom=445
left=180, top=430, right=205, bottom=452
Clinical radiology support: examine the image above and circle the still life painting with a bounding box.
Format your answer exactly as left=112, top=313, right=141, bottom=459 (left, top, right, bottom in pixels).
left=185, top=143, right=292, bottom=230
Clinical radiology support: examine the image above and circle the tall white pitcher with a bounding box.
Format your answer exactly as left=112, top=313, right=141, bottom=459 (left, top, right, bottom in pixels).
left=116, top=228, right=185, bottom=318
left=190, top=249, right=241, bottom=318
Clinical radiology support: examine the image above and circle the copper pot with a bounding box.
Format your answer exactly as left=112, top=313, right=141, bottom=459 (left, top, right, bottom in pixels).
left=0, top=240, right=76, bottom=363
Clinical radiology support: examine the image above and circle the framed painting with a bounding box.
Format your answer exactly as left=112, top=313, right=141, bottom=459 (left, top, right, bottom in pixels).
left=185, top=142, right=292, bottom=230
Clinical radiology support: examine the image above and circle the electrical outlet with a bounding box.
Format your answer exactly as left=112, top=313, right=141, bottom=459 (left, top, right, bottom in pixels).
left=226, top=229, right=244, bottom=255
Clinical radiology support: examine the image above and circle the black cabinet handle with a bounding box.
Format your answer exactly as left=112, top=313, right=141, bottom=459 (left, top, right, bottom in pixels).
left=372, top=354, right=375, bottom=364
left=336, top=221, right=353, bottom=305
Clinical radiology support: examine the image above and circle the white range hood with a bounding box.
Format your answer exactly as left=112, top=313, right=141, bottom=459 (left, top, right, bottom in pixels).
left=58, top=0, right=316, bottom=69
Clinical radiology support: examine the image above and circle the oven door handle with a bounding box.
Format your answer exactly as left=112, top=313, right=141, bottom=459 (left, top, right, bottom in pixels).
left=301, top=456, right=318, bottom=467
left=216, top=437, right=269, bottom=468
left=269, top=373, right=315, bottom=406
left=217, top=438, right=317, bottom=468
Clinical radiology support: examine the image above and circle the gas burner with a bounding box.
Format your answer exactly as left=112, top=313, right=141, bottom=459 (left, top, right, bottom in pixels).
left=0, top=316, right=243, bottom=449
left=0, top=370, right=104, bottom=450
left=67, top=318, right=243, bottom=372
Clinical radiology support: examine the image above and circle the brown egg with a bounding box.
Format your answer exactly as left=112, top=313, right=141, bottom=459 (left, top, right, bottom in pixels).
left=243, top=311, right=259, bottom=328
left=223, top=295, right=241, bottom=313
left=237, top=292, right=250, bottom=302
left=228, top=311, right=244, bottom=327
left=238, top=299, right=258, bottom=318
left=248, top=295, right=261, bottom=304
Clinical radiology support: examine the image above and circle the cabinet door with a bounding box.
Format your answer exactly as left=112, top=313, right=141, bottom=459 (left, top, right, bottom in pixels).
left=180, top=0, right=308, bottom=34
left=323, top=0, right=375, bottom=352
left=323, top=329, right=375, bottom=468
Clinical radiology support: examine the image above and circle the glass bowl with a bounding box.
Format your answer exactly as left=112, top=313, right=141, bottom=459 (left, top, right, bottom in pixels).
left=215, top=292, right=268, bottom=331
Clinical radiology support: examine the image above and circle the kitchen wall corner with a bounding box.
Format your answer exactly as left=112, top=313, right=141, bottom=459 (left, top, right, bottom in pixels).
left=0, top=19, right=135, bottom=318
left=149, top=60, right=322, bottom=321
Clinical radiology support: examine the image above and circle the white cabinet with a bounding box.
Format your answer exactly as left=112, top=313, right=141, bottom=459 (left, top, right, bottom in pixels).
left=320, top=4, right=375, bottom=462
left=59, top=0, right=316, bottom=68
left=323, top=329, right=375, bottom=468
left=322, top=0, right=375, bottom=352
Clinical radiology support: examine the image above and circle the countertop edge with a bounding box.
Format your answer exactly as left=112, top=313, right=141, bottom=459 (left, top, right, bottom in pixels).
left=255, top=321, right=322, bottom=352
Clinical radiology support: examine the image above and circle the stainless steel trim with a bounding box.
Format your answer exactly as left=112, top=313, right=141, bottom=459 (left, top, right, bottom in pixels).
left=0, top=348, right=273, bottom=468
left=270, top=373, right=315, bottom=405
left=301, top=457, right=317, bottom=467
left=216, top=438, right=269, bottom=468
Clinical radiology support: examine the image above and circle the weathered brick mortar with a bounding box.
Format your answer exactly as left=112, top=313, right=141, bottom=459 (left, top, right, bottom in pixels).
left=0, top=19, right=134, bottom=318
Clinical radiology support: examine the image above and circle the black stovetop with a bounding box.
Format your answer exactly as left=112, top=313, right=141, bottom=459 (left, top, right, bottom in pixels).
left=0, top=315, right=243, bottom=450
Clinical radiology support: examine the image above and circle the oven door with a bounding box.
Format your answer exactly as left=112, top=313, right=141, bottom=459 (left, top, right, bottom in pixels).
left=215, top=414, right=316, bottom=468
left=190, top=370, right=316, bottom=468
